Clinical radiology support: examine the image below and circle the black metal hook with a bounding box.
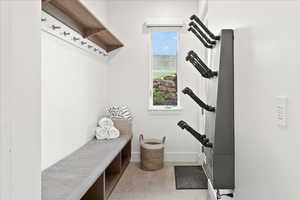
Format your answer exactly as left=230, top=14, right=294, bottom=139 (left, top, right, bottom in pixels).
left=189, top=22, right=216, bottom=45
left=186, top=54, right=214, bottom=78
left=182, top=87, right=215, bottom=112
left=188, top=27, right=214, bottom=49
left=177, top=120, right=213, bottom=148
left=188, top=50, right=218, bottom=78
left=190, top=14, right=220, bottom=41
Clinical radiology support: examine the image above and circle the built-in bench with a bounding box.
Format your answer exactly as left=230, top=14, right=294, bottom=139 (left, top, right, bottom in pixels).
left=42, top=120, right=132, bottom=200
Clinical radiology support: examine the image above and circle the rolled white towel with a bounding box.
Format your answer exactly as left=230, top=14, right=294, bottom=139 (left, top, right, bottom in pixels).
left=95, top=127, right=109, bottom=140
left=98, top=117, right=114, bottom=129
left=108, top=127, right=120, bottom=139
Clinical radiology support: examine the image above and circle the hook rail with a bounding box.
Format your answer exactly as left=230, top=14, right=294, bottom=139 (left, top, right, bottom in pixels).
left=41, top=11, right=108, bottom=57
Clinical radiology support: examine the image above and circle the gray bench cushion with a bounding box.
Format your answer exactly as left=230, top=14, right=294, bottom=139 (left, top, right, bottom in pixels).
left=42, top=135, right=131, bottom=200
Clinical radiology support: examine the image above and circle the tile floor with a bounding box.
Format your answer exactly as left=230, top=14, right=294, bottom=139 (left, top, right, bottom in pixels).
left=109, top=162, right=208, bottom=200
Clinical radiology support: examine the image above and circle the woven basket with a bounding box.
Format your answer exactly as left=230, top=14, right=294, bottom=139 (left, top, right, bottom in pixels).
left=140, top=135, right=166, bottom=171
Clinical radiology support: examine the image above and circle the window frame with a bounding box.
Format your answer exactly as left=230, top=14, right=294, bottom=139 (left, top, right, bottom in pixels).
left=148, top=29, right=182, bottom=111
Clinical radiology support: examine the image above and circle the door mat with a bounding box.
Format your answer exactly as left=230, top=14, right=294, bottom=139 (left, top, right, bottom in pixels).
left=174, top=166, right=208, bottom=190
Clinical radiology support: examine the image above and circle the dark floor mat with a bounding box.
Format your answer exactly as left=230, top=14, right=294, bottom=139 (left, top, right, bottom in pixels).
left=174, top=166, right=208, bottom=190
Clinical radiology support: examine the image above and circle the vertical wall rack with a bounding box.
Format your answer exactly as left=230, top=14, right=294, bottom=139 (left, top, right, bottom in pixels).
left=203, top=29, right=234, bottom=190
left=178, top=15, right=235, bottom=190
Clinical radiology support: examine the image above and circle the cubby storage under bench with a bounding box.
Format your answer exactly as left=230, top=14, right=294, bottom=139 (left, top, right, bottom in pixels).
left=42, top=134, right=132, bottom=200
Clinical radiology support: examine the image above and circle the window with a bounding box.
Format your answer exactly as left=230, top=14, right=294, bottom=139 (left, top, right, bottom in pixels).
left=149, top=31, right=180, bottom=110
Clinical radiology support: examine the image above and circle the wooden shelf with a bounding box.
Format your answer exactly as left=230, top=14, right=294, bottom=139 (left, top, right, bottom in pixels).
left=42, top=0, right=123, bottom=52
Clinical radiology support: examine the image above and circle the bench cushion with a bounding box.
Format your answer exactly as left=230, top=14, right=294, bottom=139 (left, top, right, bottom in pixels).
left=42, top=135, right=131, bottom=200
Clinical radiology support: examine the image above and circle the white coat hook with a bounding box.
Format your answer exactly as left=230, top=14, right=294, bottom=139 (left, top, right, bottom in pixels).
left=62, top=31, right=70, bottom=36
left=51, top=25, right=61, bottom=30
left=72, top=37, right=80, bottom=41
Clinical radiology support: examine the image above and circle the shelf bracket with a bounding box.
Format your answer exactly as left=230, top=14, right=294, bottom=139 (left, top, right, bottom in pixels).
left=83, top=28, right=106, bottom=38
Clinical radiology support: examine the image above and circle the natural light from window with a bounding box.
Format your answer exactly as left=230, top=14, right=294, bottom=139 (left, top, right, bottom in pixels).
left=150, top=31, right=179, bottom=109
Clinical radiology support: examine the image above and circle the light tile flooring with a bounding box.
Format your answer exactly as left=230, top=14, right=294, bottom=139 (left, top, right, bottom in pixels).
left=109, top=162, right=208, bottom=200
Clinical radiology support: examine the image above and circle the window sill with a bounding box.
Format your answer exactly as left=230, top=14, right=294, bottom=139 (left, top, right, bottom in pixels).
left=148, top=106, right=182, bottom=111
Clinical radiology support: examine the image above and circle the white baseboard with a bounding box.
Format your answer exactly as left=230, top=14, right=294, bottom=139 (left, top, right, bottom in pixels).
left=131, top=152, right=199, bottom=162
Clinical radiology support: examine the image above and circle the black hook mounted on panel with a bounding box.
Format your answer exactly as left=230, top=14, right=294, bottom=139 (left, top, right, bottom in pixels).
left=186, top=54, right=216, bottom=79
left=188, top=50, right=218, bottom=78
left=189, top=22, right=216, bottom=45
left=182, top=87, right=215, bottom=112
left=177, top=120, right=213, bottom=148
left=190, top=14, right=220, bottom=41
left=188, top=27, right=214, bottom=49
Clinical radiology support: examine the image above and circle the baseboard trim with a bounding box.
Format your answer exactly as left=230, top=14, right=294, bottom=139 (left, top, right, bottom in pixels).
left=131, top=152, right=199, bottom=162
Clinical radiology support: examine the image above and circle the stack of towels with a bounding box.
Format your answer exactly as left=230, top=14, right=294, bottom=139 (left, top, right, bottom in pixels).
left=95, top=117, right=120, bottom=140
left=106, top=105, right=133, bottom=120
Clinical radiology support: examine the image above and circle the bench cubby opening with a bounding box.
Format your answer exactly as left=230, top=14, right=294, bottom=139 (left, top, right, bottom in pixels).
left=81, top=173, right=105, bottom=200
left=121, top=140, right=131, bottom=170
left=105, top=153, right=122, bottom=198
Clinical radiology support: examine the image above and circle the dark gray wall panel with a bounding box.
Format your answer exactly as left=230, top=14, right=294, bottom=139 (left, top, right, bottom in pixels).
left=203, top=29, right=235, bottom=189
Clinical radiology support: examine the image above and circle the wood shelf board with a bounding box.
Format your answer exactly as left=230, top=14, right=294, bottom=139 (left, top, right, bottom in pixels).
left=89, top=31, right=123, bottom=52
left=42, top=0, right=123, bottom=53
left=42, top=2, right=86, bottom=34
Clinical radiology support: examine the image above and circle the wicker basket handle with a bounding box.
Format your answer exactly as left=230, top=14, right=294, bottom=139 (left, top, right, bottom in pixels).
left=139, top=134, right=144, bottom=143
left=162, top=136, right=166, bottom=144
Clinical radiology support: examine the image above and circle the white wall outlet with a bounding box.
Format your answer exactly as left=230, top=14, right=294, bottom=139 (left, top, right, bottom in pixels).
left=276, top=96, right=288, bottom=127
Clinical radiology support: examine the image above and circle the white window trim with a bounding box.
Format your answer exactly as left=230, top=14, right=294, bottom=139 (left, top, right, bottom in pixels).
left=148, top=29, right=182, bottom=111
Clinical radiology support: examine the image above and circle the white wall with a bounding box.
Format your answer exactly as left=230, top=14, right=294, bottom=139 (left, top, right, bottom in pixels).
left=207, top=1, right=300, bottom=199
left=0, top=1, right=41, bottom=200
left=81, top=0, right=108, bottom=25
left=107, top=0, right=202, bottom=161
left=41, top=1, right=110, bottom=170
